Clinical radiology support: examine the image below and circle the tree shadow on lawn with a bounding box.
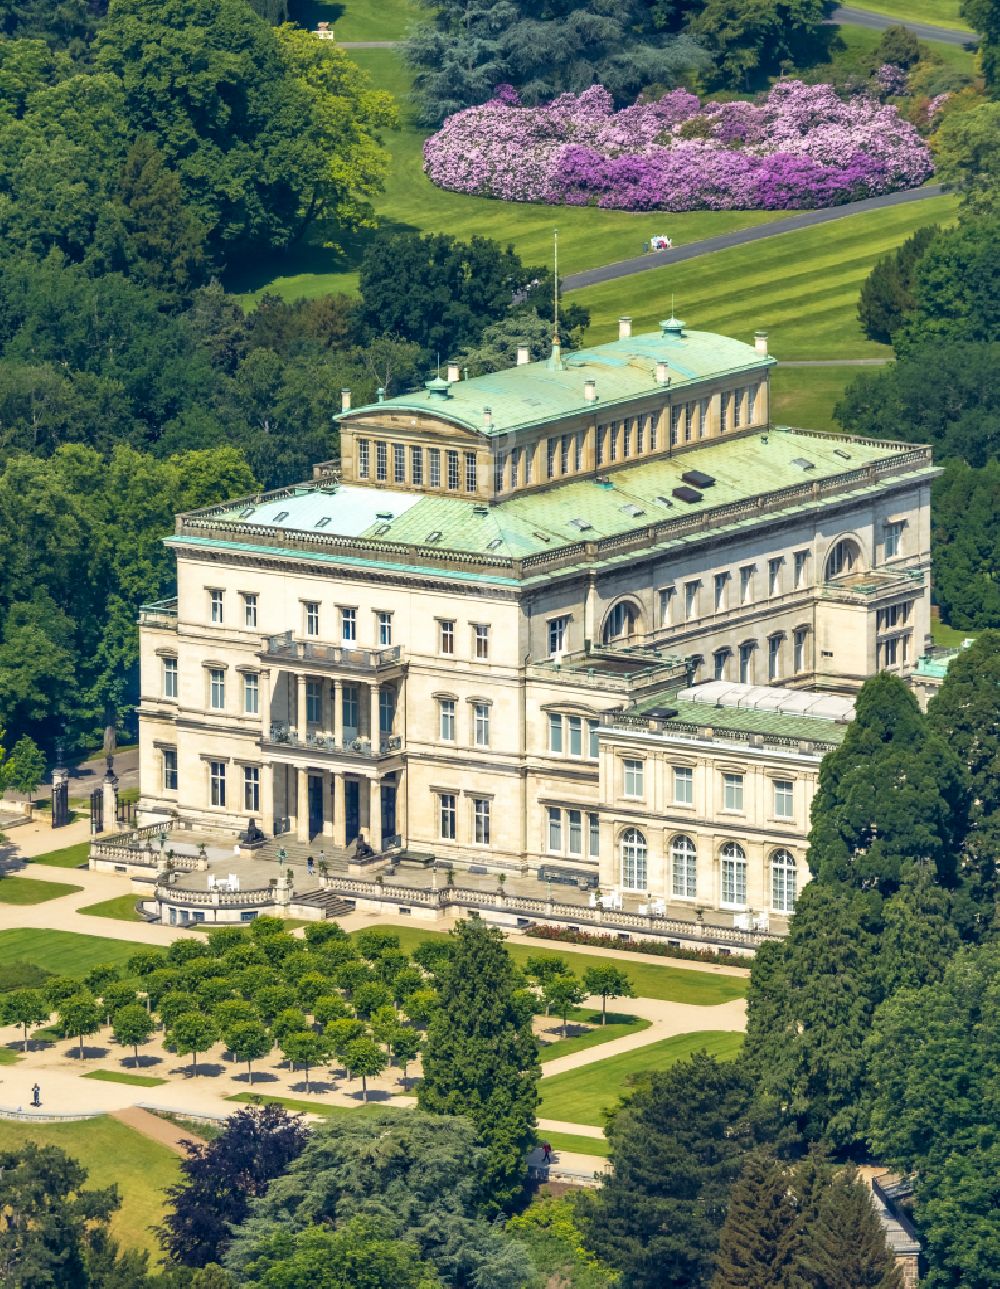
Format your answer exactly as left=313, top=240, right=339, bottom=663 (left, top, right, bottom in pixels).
left=168, top=1062, right=227, bottom=1079
left=345, top=1087, right=395, bottom=1103
left=120, top=1054, right=163, bottom=1070
left=222, top=214, right=418, bottom=296
left=289, top=1078, right=338, bottom=1095
left=6, top=1038, right=53, bottom=1055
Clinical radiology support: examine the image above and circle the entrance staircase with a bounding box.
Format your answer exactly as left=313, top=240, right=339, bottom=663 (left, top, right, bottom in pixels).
left=291, top=888, right=356, bottom=919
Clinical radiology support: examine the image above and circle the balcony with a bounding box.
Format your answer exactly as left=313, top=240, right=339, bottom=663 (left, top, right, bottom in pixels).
left=139, top=597, right=178, bottom=629
left=264, top=722, right=402, bottom=760
left=819, top=567, right=924, bottom=607
left=261, top=632, right=403, bottom=673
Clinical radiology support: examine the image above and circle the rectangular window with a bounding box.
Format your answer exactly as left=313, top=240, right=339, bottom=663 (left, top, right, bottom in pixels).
left=379, top=687, right=395, bottom=736
left=474, top=702, right=490, bottom=748
left=636, top=417, right=645, bottom=454
left=650, top=416, right=658, bottom=450
left=684, top=581, right=699, bottom=622
left=548, top=615, right=569, bottom=656
left=439, top=699, right=456, bottom=742
left=659, top=587, right=674, bottom=626
left=673, top=841, right=697, bottom=899
left=748, top=383, right=757, bottom=423
left=793, top=550, right=809, bottom=590
left=341, top=607, right=356, bottom=643
left=740, top=565, right=754, bottom=605
left=684, top=403, right=693, bottom=443
left=560, top=434, right=571, bottom=473
left=209, top=589, right=223, bottom=624
left=548, top=712, right=563, bottom=754
left=623, top=758, right=644, bottom=798
left=567, top=715, right=582, bottom=758
left=209, top=760, right=226, bottom=807
left=465, top=451, right=477, bottom=492
left=242, top=593, right=258, bottom=628
left=243, top=765, right=260, bottom=813
left=306, top=679, right=322, bottom=725
left=622, top=420, right=631, bottom=458
left=548, top=806, right=562, bottom=853
left=722, top=853, right=747, bottom=907
left=411, top=445, right=423, bottom=485
left=209, top=668, right=225, bottom=710
left=568, top=809, right=582, bottom=857
left=670, top=405, right=681, bottom=445
left=733, top=388, right=743, bottom=428
left=243, top=671, right=259, bottom=715
left=884, top=636, right=899, bottom=666
left=447, top=451, right=460, bottom=491
left=439, top=793, right=456, bottom=840
left=342, top=685, right=359, bottom=737
left=525, top=444, right=533, bottom=483
left=714, top=649, right=729, bottom=681
left=494, top=452, right=506, bottom=494
left=474, top=624, right=489, bottom=660
left=376, top=611, right=392, bottom=647
left=439, top=620, right=455, bottom=655
left=305, top=601, right=320, bottom=637
left=163, top=656, right=178, bottom=699
left=769, top=558, right=782, bottom=597
left=714, top=572, right=728, bottom=613
left=394, top=444, right=406, bottom=484
left=375, top=441, right=387, bottom=482
left=473, top=798, right=491, bottom=845
left=575, top=431, right=584, bottom=471
left=609, top=423, right=618, bottom=461
left=588, top=719, right=600, bottom=760
left=885, top=521, right=903, bottom=559
left=162, top=748, right=177, bottom=791
left=720, top=394, right=730, bottom=433
left=768, top=635, right=782, bottom=681
left=723, top=773, right=744, bottom=812
left=774, top=779, right=794, bottom=819
left=674, top=766, right=693, bottom=805
left=589, top=812, right=601, bottom=859
left=772, top=857, right=797, bottom=914
left=429, top=449, right=441, bottom=488
left=546, top=439, right=557, bottom=479
left=794, top=627, right=807, bottom=674
left=358, top=439, right=370, bottom=479
left=510, top=448, right=520, bottom=488
left=701, top=396, right=711, bottom=437
left=739, top=642, right=754, bottom=684
left=596, top=427, right=605, bottom=466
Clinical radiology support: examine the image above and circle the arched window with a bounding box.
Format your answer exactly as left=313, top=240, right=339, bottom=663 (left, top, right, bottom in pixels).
left=771, top=849, right=797, bottom=914
left=671, top=835, right=697, bottom=899
left=603, top=601, right=640, bottom=644
left=720, top=842, right=747, bottom=908
left=620, top=828, right=648, bottom=891
left=825, top=538, right=861, bottom=580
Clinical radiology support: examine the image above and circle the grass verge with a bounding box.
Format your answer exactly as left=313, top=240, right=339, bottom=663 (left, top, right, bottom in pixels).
left=78, top=894, right=143, bottom=922
left=538, top=1011, right=651, bottom=1063
left=770, top=364, right=871, bottom=432
left=0, top=877, right=83, bottom=905
left=83, top=1069, right=167, bottom=1087
left=573, top=193, right=957, bottom=360
left=355, top=925, right=747, bottom=1005
left=151, top=1109, right=222, bottom=1141
left=0, top=929, right=152, bottom=977
left=932, top=620, right=976, bottom=647
left=226, top=1092, right=385, bottom=1117
left=839, top=0, right=970, bottom=31
left=26, top=842, right=91, bottom=869
left=538, top=1030, right=744, bottom=1126
left=0, top=1047, right=20, bottom=1065
left=543, top=1131, right=610, bottom=1159
left=0, top=1116, right=179, bottom=1256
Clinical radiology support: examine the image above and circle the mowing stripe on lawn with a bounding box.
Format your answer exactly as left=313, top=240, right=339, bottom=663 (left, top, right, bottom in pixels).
left=0, top=929, right=151, bottom=976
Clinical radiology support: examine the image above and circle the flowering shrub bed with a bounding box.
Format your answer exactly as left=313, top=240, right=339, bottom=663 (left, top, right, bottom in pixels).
left=524, top=923, right=750, bottom=967
left=423, top=80, right=933, bottom=211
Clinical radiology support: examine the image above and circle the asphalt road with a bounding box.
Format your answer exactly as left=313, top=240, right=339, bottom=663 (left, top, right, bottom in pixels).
left=561, top=184, right=945, bottom=292
left=829, top=6, right=975, bottom=46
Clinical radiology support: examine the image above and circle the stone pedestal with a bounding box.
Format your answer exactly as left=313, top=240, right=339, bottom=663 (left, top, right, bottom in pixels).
left=102, top=774, right=119, bottom=834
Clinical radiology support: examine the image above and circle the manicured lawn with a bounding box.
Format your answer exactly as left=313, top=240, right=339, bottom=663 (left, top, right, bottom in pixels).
left=543, top=1131, right=610, bottom=1159
left=538, top=1030, right=744, bottom=1126
left=293, top=0, right=422, bottom=40
left=0, top=1116, right=180, bottom=1257
left=933, top=620, right=976, bottom=647
left=841, top=0, right=970, bottom=31
left=538, top=1011, right=651, bottom=1063
left=0, top=877, right=82, bottom=905
left=0, top=929, right=153, bottom=977
left=355, top=925, right=747, bottom=1005
left=231, top=47, right=791, bottom=303
left=573, top=194, right=957, bottom=360
left=79, top=894, right=142, bottom=922
left=83, top=1069, right=167, bottom=1087
left=27, top=842, right=91, bottom=869
left=0, top=1047, right=20, bottom=1065
left=226, top=1092, right=385, bottom=1117
left=770, top=364, right=871, bottom=432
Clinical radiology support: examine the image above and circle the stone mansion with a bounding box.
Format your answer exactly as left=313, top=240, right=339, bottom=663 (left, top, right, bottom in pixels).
left=137, top=316, right=936, bottom=931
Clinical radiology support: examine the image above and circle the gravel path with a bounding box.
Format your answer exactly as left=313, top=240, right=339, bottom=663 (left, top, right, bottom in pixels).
left=562, top=184, right=945, bottom=291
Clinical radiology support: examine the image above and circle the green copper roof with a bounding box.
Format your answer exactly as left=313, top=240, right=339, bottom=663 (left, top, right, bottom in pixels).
left=200, top=428, right=928, bottom=562
left=658, top=699, right=850, bottom=746
left=339, top=325, right=775, bottom=437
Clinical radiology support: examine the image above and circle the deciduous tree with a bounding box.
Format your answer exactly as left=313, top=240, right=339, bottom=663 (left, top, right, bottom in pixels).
left=169, top=1011, right=218, bottom=1078
left=583, top=965, right=635, bottom=1025
left=112, top=1002, right=154, bottom=1067
left=343, top=1036, right=387, bottom=1102
left=0, top=987, right=48, bottom=1052
left=58, top=992, right=102, bottom=1060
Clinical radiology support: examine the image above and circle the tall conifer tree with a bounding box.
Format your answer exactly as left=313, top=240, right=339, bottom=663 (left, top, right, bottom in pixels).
left=711, top=1150, right=800, bottom=1289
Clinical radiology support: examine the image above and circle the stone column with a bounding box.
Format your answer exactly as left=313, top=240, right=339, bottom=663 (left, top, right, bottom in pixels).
left=297, top=767, right=310, bottom=842
left=366, top=777, right=376, bottom=846
left=297, top=674, right=309, bottom=734
left=260, top=668, right=271, bottom=735
left=322, top=770, right=334, bottom=838
left=102, top=771, right=119, bottom=835
left=286, top=765, right=297, bottom=835
left=370, top=683, right=381, bottom=748
left=395, top=765, right=407, bottom=846
left=333, top=678, right=343, bottom=748
left=260, top=763, right=275, bottom=836
left=322, top=678, right=333, bottom=735
left=334, top=774, right=346, bottom=847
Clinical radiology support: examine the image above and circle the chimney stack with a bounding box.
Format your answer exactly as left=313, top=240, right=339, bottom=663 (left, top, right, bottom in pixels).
left=584, top=379, right=597, bottom=403
left=447, top=363, right=460, bottom=383
left=618, top=316, right=632, bottom=340
left=516, top=345, right=530, bottom=366
left=340, top=388, right=351, bottom=412
left=655, top=361, right=670, bottom=384
left=754, top=330, right=769, bottom=355
left=483, top=406, right=493, bottom=429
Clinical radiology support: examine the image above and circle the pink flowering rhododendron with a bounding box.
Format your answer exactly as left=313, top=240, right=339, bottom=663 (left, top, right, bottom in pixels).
left=876, top=63, right=908, bottom=95
left=423, top=81, right=933, bottom=211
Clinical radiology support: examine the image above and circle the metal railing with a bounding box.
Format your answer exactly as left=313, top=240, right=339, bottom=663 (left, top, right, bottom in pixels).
left=265, top=724, right=402, bottom=757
